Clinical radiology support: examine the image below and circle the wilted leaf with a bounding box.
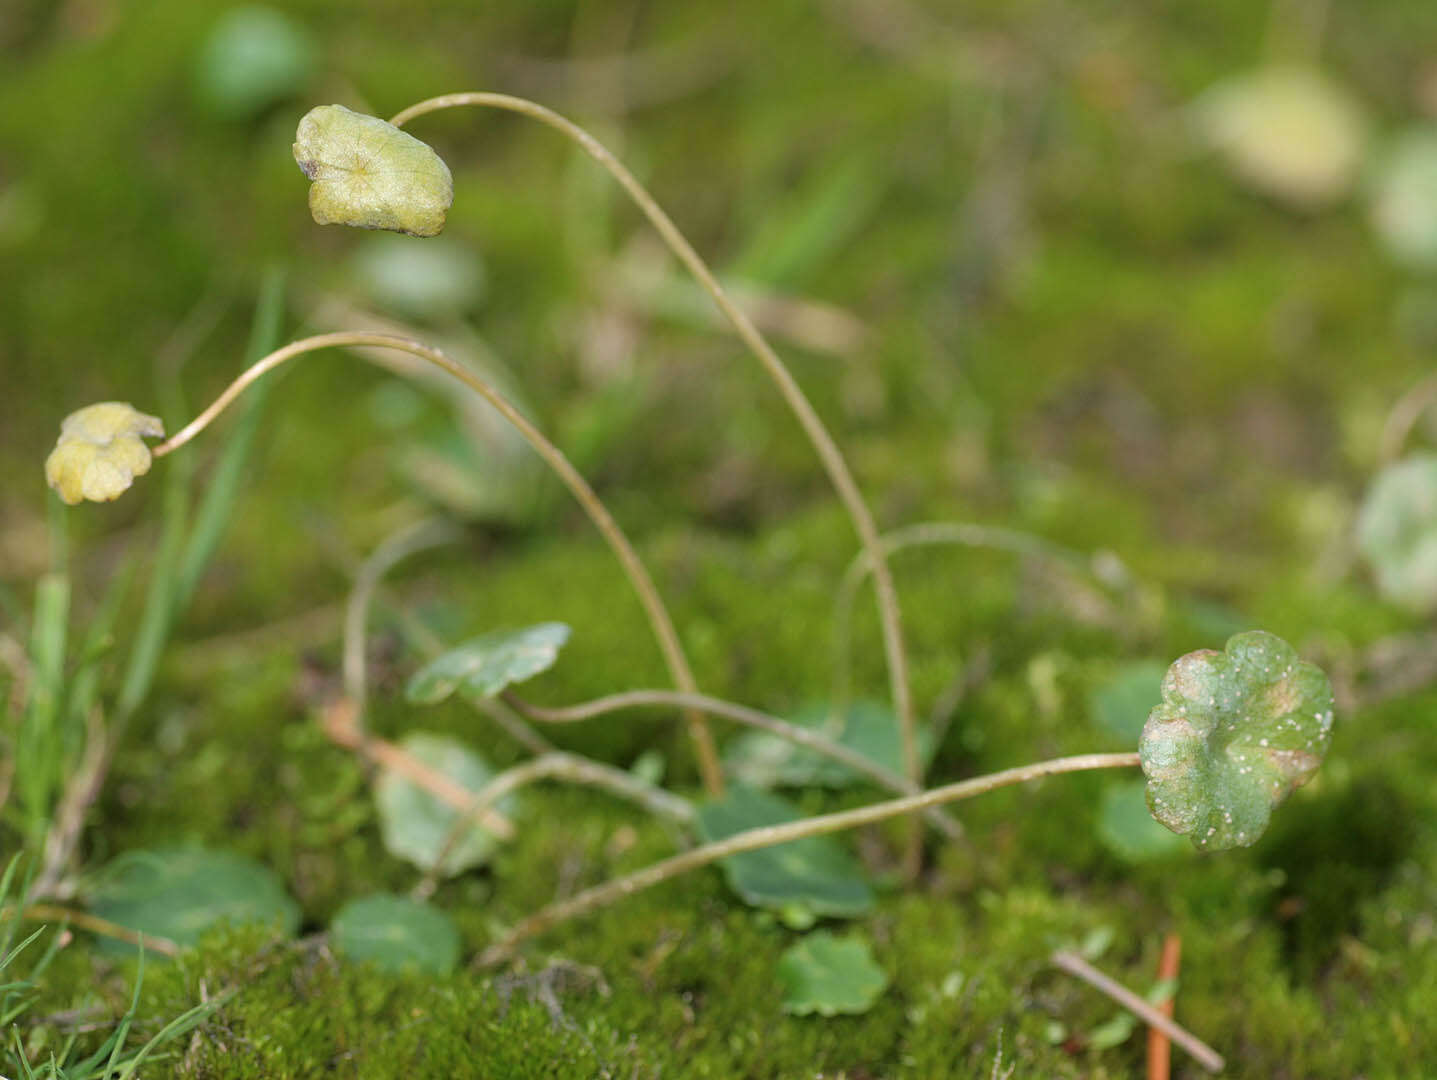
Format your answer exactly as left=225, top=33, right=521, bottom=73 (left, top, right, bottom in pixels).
left=374, top=732, right=509, bottom=875
left=696, top=786, right=874, bottom=919
left=45, top=402, right=164, bottom=505
left=1089, top=662, right=1166, bottom=746
left=1193, top=66, right=1366, bottom=210
left=406, top=623, right=570, bottom=705
left=724, top=701, right=928, bottom=790
left=1097, top=780, right=1189, bottom=862
left=330, top=894, right=460, bottom=974
left=1140, top=631, right=1334, bottom=851
left=194, top=6, right=314, bottom=119
left=293, top=105, right=453, bottom=237
left=88, top=849, right=299, bottom=951
left=775, top=931, right=888, bottom=1016
left=1357, top=453, right=1437, bottom=612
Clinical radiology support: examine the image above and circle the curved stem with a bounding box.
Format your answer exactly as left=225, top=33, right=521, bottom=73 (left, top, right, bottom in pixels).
left=343, top=517, right=464, bottom=712
left=1378, top=371, right=1437, bottom=465
left=415, top=749, right=695, bottom=901
left=391, top=92, right=918, bottom=863
left=830, top=522, right=1113, bottom=715
left=475, top=751, right=1140, bottom=966
left=154, top=331, right=723, bottom=795
left=508, top=689, right=961, bottom=838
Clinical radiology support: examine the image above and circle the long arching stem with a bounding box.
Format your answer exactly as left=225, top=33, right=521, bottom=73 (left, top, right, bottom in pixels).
left=507, top=689, right=961, bottom=837
left=390, top=92, right=921, bottom=866
left=474, top=751, right=1140, bottom=966
left=154, top=331, right=724, bottom=794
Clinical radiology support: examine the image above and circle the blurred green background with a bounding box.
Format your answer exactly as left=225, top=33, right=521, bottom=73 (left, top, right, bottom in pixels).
left=4, top=0, right=1437, bottom=1075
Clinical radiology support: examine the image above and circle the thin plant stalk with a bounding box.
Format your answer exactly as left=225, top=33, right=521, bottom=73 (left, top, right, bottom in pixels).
left=1378, top=370, right=1437, bottom=465
left=415, top=750, right=695, bottom=900
left=389, top=92, right=919, bottom=860
left=7, top=904, right=181, bottom=958
left=1051, top=949, right=1222, bottom=1073
left=507, top=689, right=961, bottom=839
left=342, top=517, right=464, bottom=711
left=830, top=521, right=1116, bottom=715
left=153, top=331, right=723, bottom=795
left=475, top=751, right=1139, bottom=966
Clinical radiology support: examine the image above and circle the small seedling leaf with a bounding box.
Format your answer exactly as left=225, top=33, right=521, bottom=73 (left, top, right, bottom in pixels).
left=1088, top=662, right=1166, bottom=746
left=406, top=622, right=570, bottom=705
left=293, top=104, right=454, bottom=237
left=1356, top=454, right=1437, bottom=613
left=1097, top=780, right=1189, bottom=862
left=87, top=849, right=299, bottom=952
left=723, top=701, right=930, bottom=790
left=775, top=931, right=888, bottom=1016
left=696, top=786, right=874, bottom=918
left=330, top=894, right=460, bottom=975
left=374, top=732, right=509, bottom=875
left=1140, top=631, right=1334, bottom=851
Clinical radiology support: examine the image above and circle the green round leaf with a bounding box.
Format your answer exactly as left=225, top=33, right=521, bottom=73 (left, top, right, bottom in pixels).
left=293, top=105, right=454, bottom=237
left=1140, top=631, right=1334, bottom=851
left=405, top=623, right=570, bottom=705
left=1088, top=662, right=1166, bottom=746
left=775, top=931, right=889, bottom=1016
left=351, top=235, right=486, bottom=319
left=1368, top=128, right=1437, bottom=268
left=1356, top=454, right=1437, bottom=613
left=194, top=6, right=314, bottom=120
left=723, top=700, right=931, bottom=790
left=374, top=733, right=510, bottom=875
left=331, top=894, right=460, bottom=975
left=1096, top=780, right=1189, bottom=863
left=696, top=786, right=874, bottom=919
left=87, top=849, right=299, bottom=952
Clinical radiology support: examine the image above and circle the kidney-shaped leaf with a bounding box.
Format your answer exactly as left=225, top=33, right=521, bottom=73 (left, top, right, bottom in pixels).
left=374, top=732, right=511, bottom=875
left=1356, top=454, right=1437, bottom=613
left=293, top=104, right=454, bottom=237
left=696, top=786, right=874, bottom=919
left=331, top=893, right=460, bottom=975
left=88, top=849, right=299, bottom=951
left=1140, top=631, right=1334, bottom=851
left=406, top=623, right=571, bottom=705
left=776, top=931, right=889, bottom=1016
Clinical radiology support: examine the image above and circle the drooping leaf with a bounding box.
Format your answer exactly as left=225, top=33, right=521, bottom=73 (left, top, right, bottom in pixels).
left=1140, top=631, right=1335, bottom=851
left=293, top=105, right=454, bottom=237
left=1097, top=780, right=1189, bottom=862
left=374, top=732, right=509, bottom=875
left=194, top=6, right=314, bottom=120
left=406, top=623, right=570, bottom=705
left=724, top=701, right=929, bottom=790
left=45, top=403, right=164, bottom=506
left=1356, top=454, right=1437, bottom=613
left=775, top=931, right=889, bottom=1016
left=696, top=786, right=874, bottom=919
left=330, top=894, right=460, bottom=975
left=87, top=850, right=299, bottom=952
left=1088, top=662, right=1166, bottom=746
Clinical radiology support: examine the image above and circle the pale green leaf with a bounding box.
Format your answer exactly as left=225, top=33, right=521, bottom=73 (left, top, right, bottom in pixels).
left=405, top=623, right=570, bottom=705
left=776, top=931, right=888, bottom=1016
left=331, top=894, right=460, bottom=975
